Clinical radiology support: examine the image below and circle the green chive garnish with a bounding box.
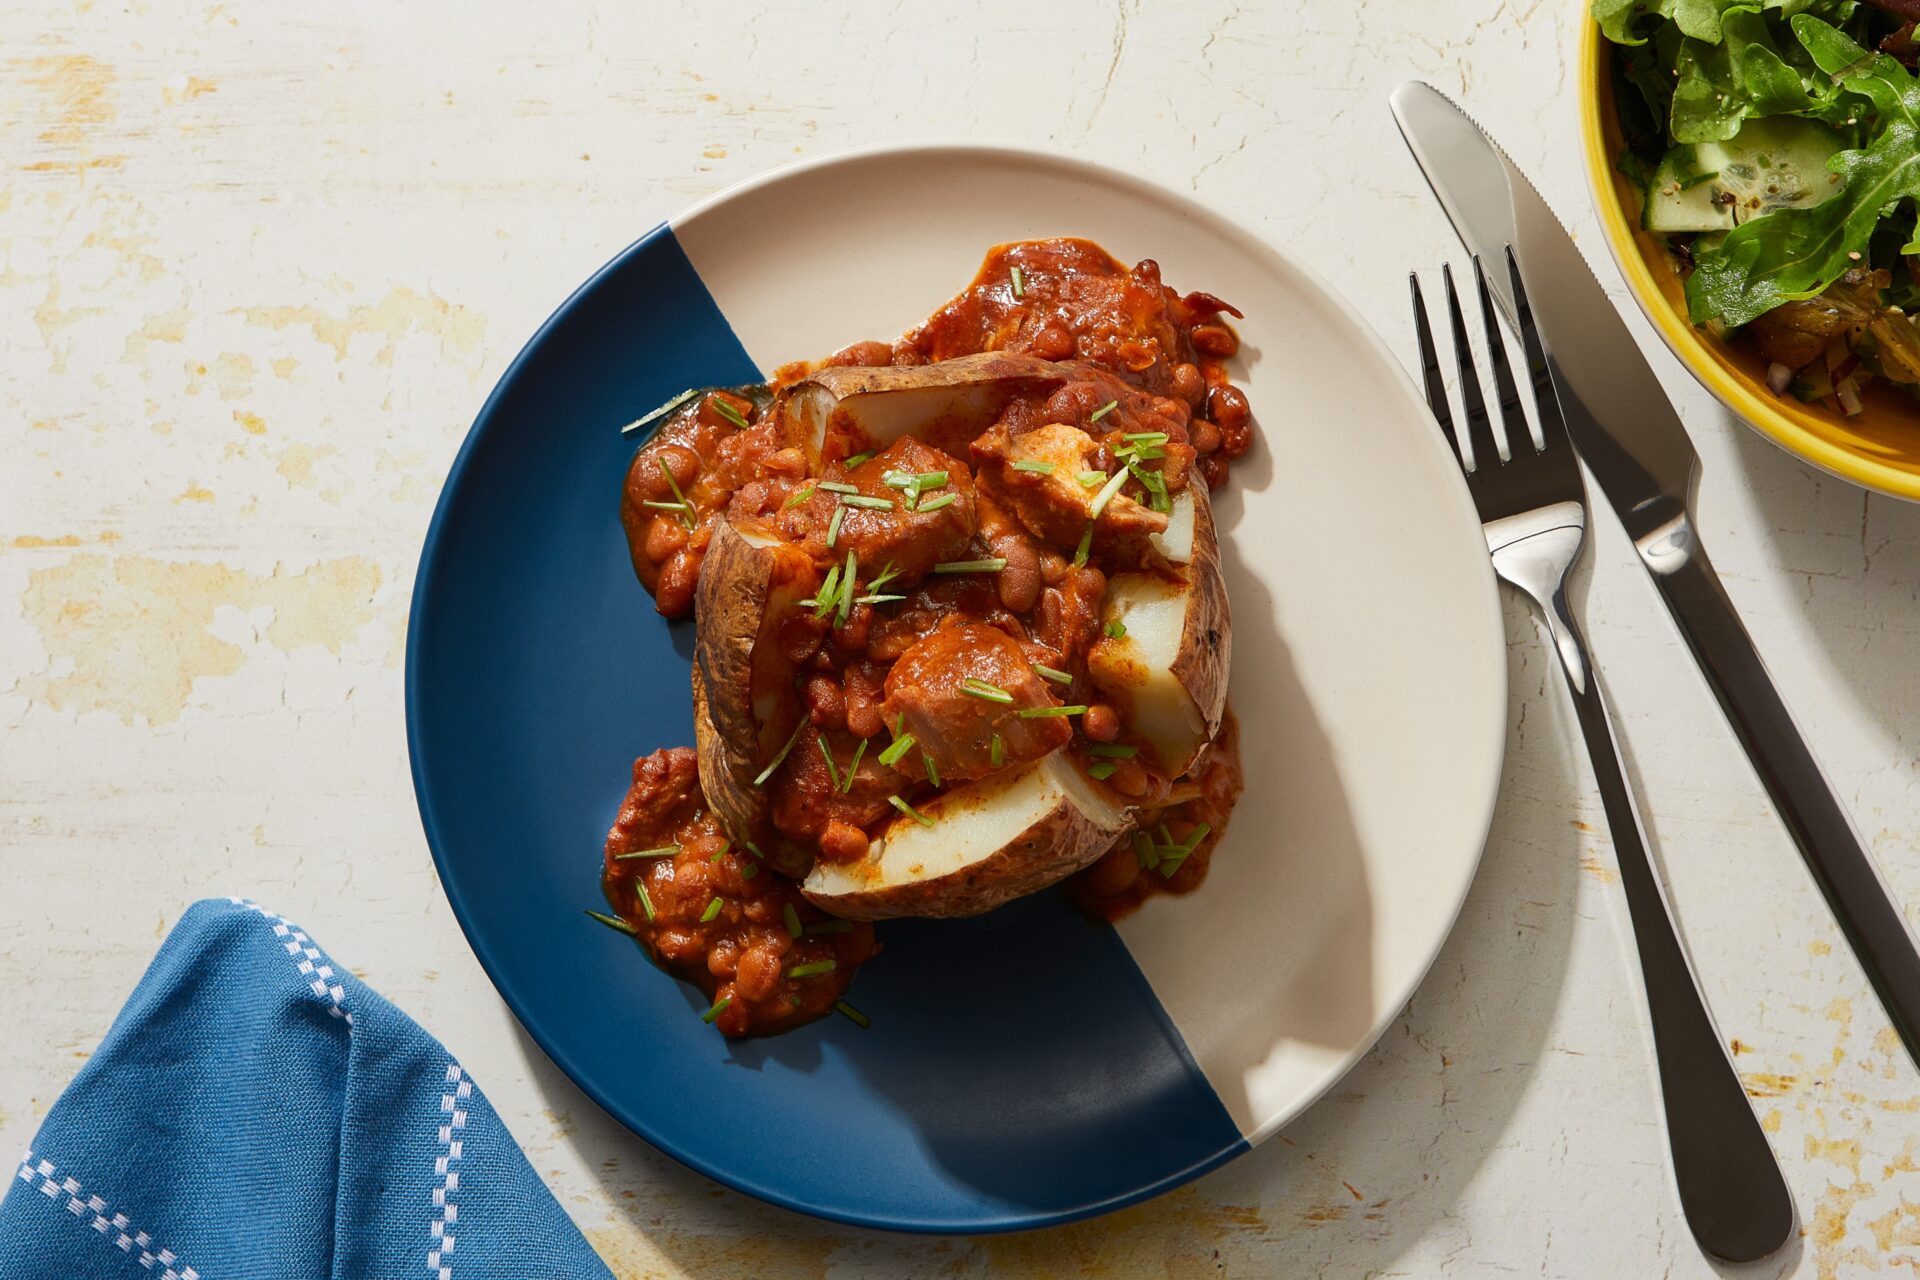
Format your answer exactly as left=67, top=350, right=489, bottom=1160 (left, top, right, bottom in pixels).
left=641, top=499, right=694, bottom=512
left=889, top=795, right=936, bottom=827
left=834, top=999, right=871, bottom=1028
left=843, top=450, right=876, bottom=469
left=878, top=733, right=916, bottom=767
left=1087, top=762, right=1118, bottom=780
left=842, top=738, right=868, bottom=792
left=883, top=471, right=916, bottom=489
left=806, top=919, right=854, bottom=935
left=855, top=593, right=907, bottom=605
left=817, top=480, right=859, bottom=495
left=868, top=563, right=901, bottom=592
left=585, top=908, right=638, bottom=935
left=789, top=959, right=839, bottom=979
left=817, top=735, right=841, bottom=792
left=1017, top=704, right=1086, bottom=718
left=841, top=494, right=894, bottom=511
left=915, top=492, right=957, bottom=513
left=709, top=395, right=750, bottom=429
left=825, top=504, right=845, bottom=549
left=1122, top=431, right=1168, bottom=443
left=634, top=880, right=656, bottom=922
left=932, top=558, right=1007, bottom=574
left=1089, top=400, right=1118, bottom=423
left=783, top=485, right=815, bottom=509
left=1032, top=662, right=1072, bottom=685
left=990, top=734, right=1004, bottom=767
left=700, top=897, right=723, bottom=923
left=701, top=996, right=731, bottom=1024
left=656, top=457, right=697, bottom=530
left=1104, top=619, right=1127, bottom=639
left=620, top=388, right=698, bottom=438
left=740, top=859, right=760, bottom=880
left=1087, top=743, right=1136, bottom=758
left=915, top=471, right=950, bottom=489
left=1073, top=524, right=1093, bottom=568
left=839, top=550, right=857, bottom=624
left=753, top=719, right=808, bottom=786
left=1010, top=265, right=1025, bottom=298
left=960, top=678, right=1014, bottom=704
left=613, top=844, right=679, bottom=860
left=1088, top=468, right=1130, bottom=519
left=1011, top=459, right=1056, bottom=474
left=783, top=903, right=803, bottom=938
left=923, top=753, right=941, bottom=788
left=1077, top=470, right=1106, bottom=487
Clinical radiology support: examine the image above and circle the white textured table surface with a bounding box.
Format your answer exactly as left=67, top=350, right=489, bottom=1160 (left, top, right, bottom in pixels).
left=5, top=3, right=1919, bottom=1276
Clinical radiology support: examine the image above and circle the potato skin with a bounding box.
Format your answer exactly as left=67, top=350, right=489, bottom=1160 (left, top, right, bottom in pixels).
left=1171, top=480, right=1230, bottom=741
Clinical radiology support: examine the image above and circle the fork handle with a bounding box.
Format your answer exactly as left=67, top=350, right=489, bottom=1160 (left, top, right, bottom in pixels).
left=1651, top=535, right=1920, bottom=1061
left=1539, top=585, right=1794, bottom=1264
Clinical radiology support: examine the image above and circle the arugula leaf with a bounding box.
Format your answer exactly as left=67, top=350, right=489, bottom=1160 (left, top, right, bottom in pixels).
left=1595, top=0, right=1857, bottom=46
left=1669, top=6, right=1863, bottom=141
left=1686, top=19, right=1920, bottom=325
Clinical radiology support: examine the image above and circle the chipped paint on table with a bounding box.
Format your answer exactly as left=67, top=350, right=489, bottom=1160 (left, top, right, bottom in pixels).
left=3, top=2, right=1917, bottom=1276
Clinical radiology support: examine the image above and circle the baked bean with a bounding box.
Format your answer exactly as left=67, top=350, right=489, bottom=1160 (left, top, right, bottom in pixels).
left=707, top=935, right=740, bottom=979
left=1190, top=418, right=1223, bottom=455
left=1081, top=844, right=1141, bottom=898
left=832, top=602, right=872, bottom=655
left=742, top=896, right=783, bottom=925
left=683, top=831, right=729, bottom=861
left=643, top=514, right=688, bottom=562
left=1199, top=455, right=1229, bottom=489
left=763, top=447, right=808, bottom=475
left=843, top=662, right=886, bottom=739
left=1032, top=323, right=1075, bottom=361
left=654, top=549, right=701, bottom=617
left=1221, top=416, right=1253, bottom=460
left=1082, top=704, right=1121, bottom=742
left=993, top=537, right=1042, bottom=613
left=1191, top=323, right=1238, bottom=358
left=1038, top=550, right=1070, bottom=585
left=640, top=444, right=699, bottom=499
left=1170, top=362, right=1204, bottom=404
left=819, top=820, right=870, bottom=863
left=654, top=927, right=703, bottom=964
left=733, top=942, right=786, bottom=1001
left=1209, top=384, right=1250, bottom=431
left=1151, top=396, right=1190, bottom=428
left=804, top=677, right=846, bottom=731
left=1105, top=757, right=1150, bottom=798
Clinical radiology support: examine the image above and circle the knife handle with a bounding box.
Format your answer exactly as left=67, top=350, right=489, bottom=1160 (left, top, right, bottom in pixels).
left=1650, top=529, right=1920, bottom=1061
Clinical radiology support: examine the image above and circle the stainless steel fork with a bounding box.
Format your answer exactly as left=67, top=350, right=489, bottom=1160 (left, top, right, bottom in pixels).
left=1413, top=252, right=1794, bottom=1264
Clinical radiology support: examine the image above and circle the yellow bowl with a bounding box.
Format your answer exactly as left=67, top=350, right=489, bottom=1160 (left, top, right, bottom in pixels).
left=1578, top=15, right=1920, bottom=499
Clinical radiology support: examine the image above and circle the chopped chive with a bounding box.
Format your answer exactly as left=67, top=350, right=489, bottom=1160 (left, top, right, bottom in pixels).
left=740, top=858, right=760, bottom=880
left=641, top=499, right=694, bottom=512
left=613, top=844, right=679, bottom=860
left=855, top=592, right=907, bottom=605
left=841, top=493, right=895, bottom=511
left=783, top=903, right=803, bottom=938
left=923, top=753, right=941, bottom=788
left=990, top=733, right=1004, bottom=767
left=893, top=713, right=906, bottom=738
left=709, top=849, right=726, bottom=863
left=1185, top=822, right=1212, bottom=849
left=620, top=388, right=698, bottom=438
left=700, top=897, right=724, bottom=923
left=753, top=719, right=808, bottom=786
left=1089, top=399, right=1118, bottom=423
left=1010, top=264, right=1025, bottom=298
left=915, top=492, right=958, bottom=513
left=709, top=395, right=750, bottom=429
left=656, top=457, right=697, bottom=530
left=1133, top=830, right=1159, bottom=869
left=834, top=999, right=871, bottom=1028
left=960, top=679, right=1014, bottom=704
left=817, top=735, right=841, bottom=792
left=789, top=959, right=839, bottom=979
left=1011, top=459, right=1057, bottom=474
left=1032, top=662, right=1072, bottom=685
left=1086, top=761, right=1118, bottom=781
left=1017, top=704, right=1086, bottom=718
left=818, top=481, right=859, bottom=495
left=1077, top=470, right=1107, bottom=487
left=805, top=918, right=854, bottom=935
left=889, top=795, right=936, bottom=827
left=839, top=550, right=857, bottom=625
left=1088, top=467, right=1130, bottom=518
left=883, top=471, right=916, bottom=489
left=915, top=471, right=950, bottom=489
left=745, top=840, right=766, bottom=860
left=783, top=485, right=816, bottom=509
left=878, top=733, right=917, bottom=767
left=825, top=503, right=846, bottom=550
left=1086, top=743, right=1137, bottom=758
left=932, top=558, right=1008, bottom=574
left=843, top=450, right=876, bottom=469
left=868, top=562, right=902, bottom=591
left=1073, top=523, right=1093, bottom=568
left=585, top=908, right=638, bottom=935
left=701, top=996, right=732, bottom=1024
left=1104, top=619, right=1127, bottom=639
left=634, top=880, right=656, bottom=922
left=1121, top=431, right=1169, bottom=443
left=842, top=738, right=868, bottom=792
left=808, top=563, right=842, bottom=616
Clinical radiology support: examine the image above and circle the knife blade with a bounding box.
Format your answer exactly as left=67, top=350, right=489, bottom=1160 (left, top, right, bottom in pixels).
left=1390, top=80, right=1920, bottom=1067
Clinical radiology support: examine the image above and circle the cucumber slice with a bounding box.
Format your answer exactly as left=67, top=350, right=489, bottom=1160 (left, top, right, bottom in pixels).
left=1643, top=118, right=1843, bottom=235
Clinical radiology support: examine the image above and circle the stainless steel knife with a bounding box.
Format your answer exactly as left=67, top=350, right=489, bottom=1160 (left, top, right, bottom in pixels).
left=1389, top=81, right=1920, bottom=1068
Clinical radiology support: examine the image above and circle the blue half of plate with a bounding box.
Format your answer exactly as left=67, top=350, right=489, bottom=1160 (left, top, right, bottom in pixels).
left=406, top=143, right=1506, bottom=1232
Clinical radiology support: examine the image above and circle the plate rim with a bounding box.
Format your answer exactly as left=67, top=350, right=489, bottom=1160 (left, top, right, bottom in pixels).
left=406, top=138, right=1508, bottom=1233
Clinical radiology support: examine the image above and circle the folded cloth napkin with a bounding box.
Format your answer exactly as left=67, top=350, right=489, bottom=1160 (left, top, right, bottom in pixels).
left=1, top=897, right=612, bottom=1279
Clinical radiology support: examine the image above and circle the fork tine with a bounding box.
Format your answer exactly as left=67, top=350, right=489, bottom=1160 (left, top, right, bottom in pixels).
left=1408, top=273, right=1462, bottom=466
left=1472, top=256, right=1532, bottom=457
left=1443, top=264, right=1502, bottom=471
left=1504, top=246, right=1570, bottom=453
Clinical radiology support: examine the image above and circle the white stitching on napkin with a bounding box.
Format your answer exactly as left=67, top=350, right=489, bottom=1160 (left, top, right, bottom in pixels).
left=426, top=1062, right=467, bottom=1280
left=13, top=1150, right=202, bottom=1280
left=226, top=897, right=353, bottom=1027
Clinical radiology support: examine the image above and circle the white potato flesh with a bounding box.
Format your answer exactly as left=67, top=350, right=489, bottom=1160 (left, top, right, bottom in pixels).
left=1089, top=574, right=1208, bottom=773
left=802, top=751, right=1130, bottom=919
left=1150, top=487, right=1196, bottom=565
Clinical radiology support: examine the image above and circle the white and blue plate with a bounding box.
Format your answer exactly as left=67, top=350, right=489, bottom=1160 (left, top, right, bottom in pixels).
left=406, top=143, right=1506, bottom=1231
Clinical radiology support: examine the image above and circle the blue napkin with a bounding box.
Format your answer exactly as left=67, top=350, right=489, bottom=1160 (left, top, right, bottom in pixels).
left=1, top=898, right=612, bottom=1279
